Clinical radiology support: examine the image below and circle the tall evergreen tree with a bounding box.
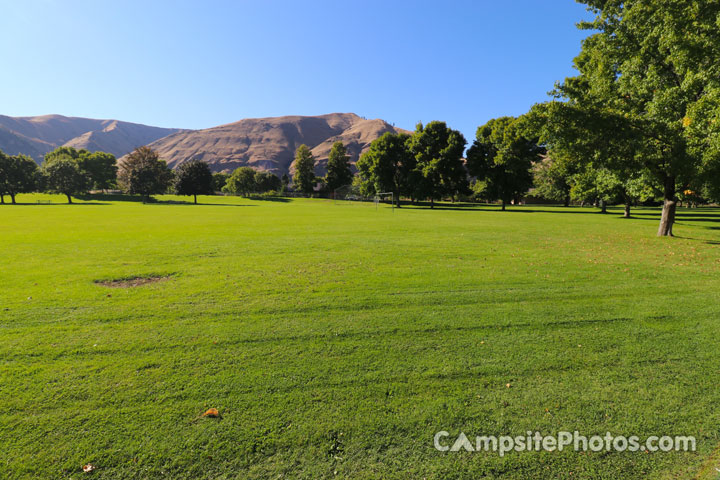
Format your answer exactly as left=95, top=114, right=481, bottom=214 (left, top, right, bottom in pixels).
left=292, top=144, right=316, bottom=195
left=325, top=142, right=354, bottom=194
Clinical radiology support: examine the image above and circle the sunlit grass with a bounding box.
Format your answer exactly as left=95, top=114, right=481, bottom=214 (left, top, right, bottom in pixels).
left=1, top=194, right=719, bottom=479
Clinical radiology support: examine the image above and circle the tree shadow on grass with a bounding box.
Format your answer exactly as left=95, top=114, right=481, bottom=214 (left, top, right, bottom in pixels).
left=410, top=203, right=625, bottom=215
left=3, top=202, right=111, bottom=206
left=144, top=202, right=257, bottom=207
left=246, top=196, right=293, bottom=203
left=75, top=194, right=258, bottom=206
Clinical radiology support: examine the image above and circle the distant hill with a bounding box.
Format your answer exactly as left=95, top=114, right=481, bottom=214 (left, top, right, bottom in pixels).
left=141, top=113, right=409, bottom=175
left=0, top=114, right=180, bottom=162
left=0, top=113, right=408, bottom=175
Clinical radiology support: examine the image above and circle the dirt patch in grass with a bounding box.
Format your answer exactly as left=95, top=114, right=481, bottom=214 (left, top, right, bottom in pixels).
left=94, top=275, right=174, bottom=288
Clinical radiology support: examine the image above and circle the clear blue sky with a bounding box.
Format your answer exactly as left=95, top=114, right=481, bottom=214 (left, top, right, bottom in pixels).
left=0, top=0, right=592, bottom=143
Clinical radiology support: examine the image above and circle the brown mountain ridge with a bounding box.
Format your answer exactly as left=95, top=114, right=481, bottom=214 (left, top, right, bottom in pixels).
left=1, top=113, right=408, bottom=177
left=0, top=114, right=180, bottom=161
left=137, top=113, right=409, bottom=176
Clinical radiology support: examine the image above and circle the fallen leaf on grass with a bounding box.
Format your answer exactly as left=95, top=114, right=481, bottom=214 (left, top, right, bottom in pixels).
left=203, top=408, right=220, bottom=418
left=82, top=464, right=95, bottom=472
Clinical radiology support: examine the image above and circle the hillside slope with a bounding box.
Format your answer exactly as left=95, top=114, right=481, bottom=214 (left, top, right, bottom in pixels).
left=0, top=114, right=180, bottom=161
left=143, top=113, right=408, bottom=175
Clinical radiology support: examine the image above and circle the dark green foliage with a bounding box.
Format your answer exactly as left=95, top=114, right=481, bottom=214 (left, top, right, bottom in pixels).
left=223, top=167, right=256, bottom=196
left=43, top=146, right=87, bottom=164
left=281, top=174, right=290, bottom=192
left=356, top=132, right=414, bottom=207
left=407, top=121, right=468, bottom=207
left=80, top=151, right=118, bottom=190
left=254, top=170, right=282, bottom=193
left=117, top=146, right=173, bottom=202
left=0, top=151, right=39, bottom=204
left=44, top=146, right=117, bottom=191
left=174, top=160, right=214, bottom=204
left=532, top=155, right=576, bottom=206
left=466, top=117, right=543, bottom=210
left=292, top=144, right=316, bottom=195
left=324, top=142, right=354, bottom=193
left=212, top=173, right=230, bottom=192
left=41, top=156, right=89, bottom=204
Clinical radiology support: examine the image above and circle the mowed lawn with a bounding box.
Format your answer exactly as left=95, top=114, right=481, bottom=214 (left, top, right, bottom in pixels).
left=2, top=194, right=720, bottom=480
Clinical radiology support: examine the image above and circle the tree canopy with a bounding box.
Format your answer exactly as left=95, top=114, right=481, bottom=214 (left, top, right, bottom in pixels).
left=223, top=167, right=256, bottom=196
left=324, top=141, right=354, bottom=194
left=117, top=146, right=173, bottom=202
left=254, top=170, right=282, bottom=193
left=292, top=145, right=316, bottom=195
left=0, top=152, right=39, bottom=204
left=44, top=146, right=117, bottom=191
left=539, top=0, right=720, bottom=235
left=407, top=121, right=467, bottom=207
left=356, top=132, right=414, bottom=207
left=174, top=160, right=214, bottom=204
left=42, top=155, right=88, bottom=204
left=466, top=116, right=544, bottom=210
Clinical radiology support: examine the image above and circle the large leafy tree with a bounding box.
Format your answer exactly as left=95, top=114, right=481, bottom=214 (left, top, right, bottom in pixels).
left=254, top=170, right=281, bottom=193
left=79, top=151, right=117, bottom=190
left=223, top=167, right=256, bottom=196
left=0, top=152, right=38, bottom=204
left=466, top=116, right=544, bottom=210
left=212, top=172, right=230, bottom=192
left=44, top=146, right=117, bottom=191
left=174, top=160, right=214, bottom=204
left=292, top=144, right=316, bottom=195
left=532, top=154, right=578, bottom=207
left=44, top=146, right=87, bottom=164
left=117, top=146, right=173, bottom=202
left=325, top=141, right=354, bottom=194
left=407, top=121, right=467, bottom=208
left=356, top=132, right=414, bottom=208
left=42, top=155, right=89, bottom=204
left=550, top=0, right=720, bottom=236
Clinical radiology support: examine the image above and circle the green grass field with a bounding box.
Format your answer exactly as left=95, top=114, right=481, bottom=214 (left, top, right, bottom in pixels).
left=2, top=194, right=720, bottom=479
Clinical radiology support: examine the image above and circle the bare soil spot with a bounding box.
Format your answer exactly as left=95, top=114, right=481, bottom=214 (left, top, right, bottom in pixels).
left=94, top=275, right=173, bottom=288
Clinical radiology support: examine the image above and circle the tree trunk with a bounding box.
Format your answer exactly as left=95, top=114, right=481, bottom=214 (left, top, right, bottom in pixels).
left=1, top=194, right=4, bottom=204
left=395, top=193, right=401, bottom=208
left=501, top=200, right=506, bottom=211
left=624, top=202, right=631, bottom=218
left=430, top=197, right=434, bottom=209
left=194, top=194, right=197, bottom=204
left=10, top=193, right=16, bottom=204
left=66, top=194, right=72, bottom=204
left=657, top=176, right=676, bottom=237
left=600, top=199, right=607, bottom=214
left=563, top=195, right=570, bottom=207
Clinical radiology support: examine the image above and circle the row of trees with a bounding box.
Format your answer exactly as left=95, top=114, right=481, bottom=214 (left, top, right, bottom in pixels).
left=218, top=167, right=288, bottom=196
left=0, top=147, right=118, bottom=204
left=355, top=119, right=543, bottom=209
left=0, top=144, right=295, bottom=204
left=291, top=141, right=354, bottom=195
left=523, top=0, right=720, bottom=236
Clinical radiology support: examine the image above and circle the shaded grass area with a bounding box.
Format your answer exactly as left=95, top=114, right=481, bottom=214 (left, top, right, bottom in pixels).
left=1, top=194, right=720, bottom=479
